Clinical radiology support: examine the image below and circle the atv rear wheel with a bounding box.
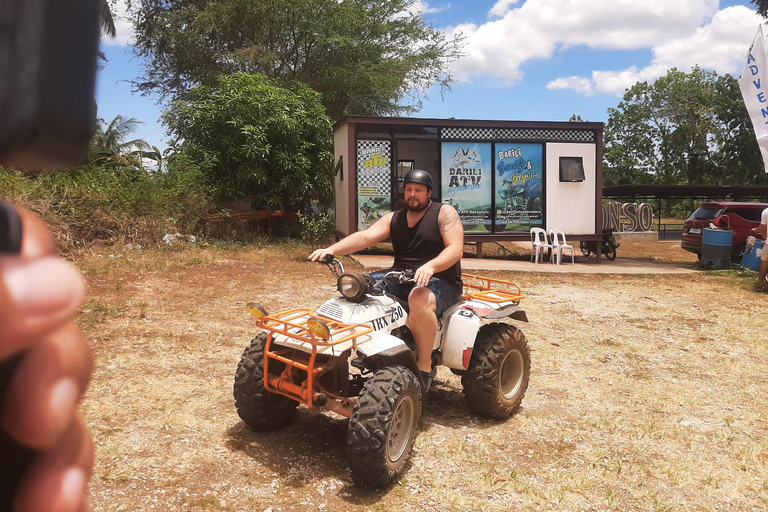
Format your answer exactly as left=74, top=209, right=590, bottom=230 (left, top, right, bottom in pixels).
left=234, top=332, right=298, bottom=431
left=462, top=323, right=530, bottom=419
left=347, top=365, right=421, bottom=488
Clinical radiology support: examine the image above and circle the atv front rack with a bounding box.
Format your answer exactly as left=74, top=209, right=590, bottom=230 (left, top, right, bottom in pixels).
left=255, top=308, right=374, bottom=418
left=461, top=273, right=525, bottom=304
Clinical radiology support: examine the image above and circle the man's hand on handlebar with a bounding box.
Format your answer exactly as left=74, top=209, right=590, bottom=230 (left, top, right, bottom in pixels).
left=308, top=248, right=334, bottom=262
left=413, top=264, right=435, bottom=287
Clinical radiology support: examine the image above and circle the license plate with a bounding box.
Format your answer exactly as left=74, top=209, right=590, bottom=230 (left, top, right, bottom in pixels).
left=689, top=228, right=701, bottom=234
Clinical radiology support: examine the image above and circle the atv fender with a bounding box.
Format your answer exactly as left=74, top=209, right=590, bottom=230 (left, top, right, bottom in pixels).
left=441, top=305, right=483, bottom=370
left=356, top=331, right=423, bottom=393
left=440, top=302, right=529, bottom=370
left=480, top=304, right=528, bottom=322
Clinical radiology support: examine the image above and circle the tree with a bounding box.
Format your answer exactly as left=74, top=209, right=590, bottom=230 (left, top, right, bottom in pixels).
left=604, top=67, right=767, bottom=187
left=90, top=115, right=158, bottom=169
left=130, top=0, right=463, bottom=120
left=162, top=73, right=334, bottom=211
left=100, top=0, right=116, bottom=38
left=752, top=0, right=768, bottom=18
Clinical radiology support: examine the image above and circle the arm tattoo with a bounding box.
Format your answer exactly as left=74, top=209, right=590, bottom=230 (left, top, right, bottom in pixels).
left=439, top=206, right=460, bottom=232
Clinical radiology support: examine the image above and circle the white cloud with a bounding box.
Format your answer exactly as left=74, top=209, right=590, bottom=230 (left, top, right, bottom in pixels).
left=547, top=76, right=594, bottom=96
left=489, top=0, right=522, bottom=18
left=443, top=0, right=762, bottom=96
left=583, top=6, right=762, bottom=96
left=409, top=0, right=449, bottom=17
left=649, top=5, right=759, bottom=75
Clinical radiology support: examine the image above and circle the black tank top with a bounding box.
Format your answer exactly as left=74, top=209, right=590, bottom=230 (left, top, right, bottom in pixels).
left=390, top=201, right=462, bottom=283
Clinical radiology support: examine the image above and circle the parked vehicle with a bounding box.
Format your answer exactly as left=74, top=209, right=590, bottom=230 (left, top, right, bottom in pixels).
left=579, top=228, right=620, bottom=260
left=234, top=256, right=531, bottom=487
left=681, top=202, right=768, bottom=263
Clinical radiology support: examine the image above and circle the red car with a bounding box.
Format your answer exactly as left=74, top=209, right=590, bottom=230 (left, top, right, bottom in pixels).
left=681, top=201, right=768, bottom=263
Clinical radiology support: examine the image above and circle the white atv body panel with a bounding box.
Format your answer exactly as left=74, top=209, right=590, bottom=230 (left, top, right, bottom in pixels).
left=317, top=295, right=407, bottom=331
left=438, top=294, right=526, bottom=370
left=271, top=295, right=408, bottom=356
left=438, top=303, right=482, bottom=370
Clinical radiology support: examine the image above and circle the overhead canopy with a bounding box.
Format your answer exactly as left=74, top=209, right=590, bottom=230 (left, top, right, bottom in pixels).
left=603, top=185, right=768, bottom=201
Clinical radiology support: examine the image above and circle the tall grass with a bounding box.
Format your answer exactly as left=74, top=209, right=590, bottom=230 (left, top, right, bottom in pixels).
left=0, top=155, right=212, bottom=253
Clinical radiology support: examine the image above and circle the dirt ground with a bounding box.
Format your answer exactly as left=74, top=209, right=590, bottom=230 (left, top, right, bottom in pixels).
left=75, top=241, right=768, bottom=511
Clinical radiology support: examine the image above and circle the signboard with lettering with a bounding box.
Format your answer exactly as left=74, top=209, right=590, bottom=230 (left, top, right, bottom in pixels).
left=356, top=140, right=391, bottom=230
left=441, top=142, right=492, bottom=231
left=494, top=143, right=544, bottom=231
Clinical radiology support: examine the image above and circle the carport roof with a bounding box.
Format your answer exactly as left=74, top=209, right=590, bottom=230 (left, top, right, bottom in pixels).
left=603, top=185, right=768, bottom=201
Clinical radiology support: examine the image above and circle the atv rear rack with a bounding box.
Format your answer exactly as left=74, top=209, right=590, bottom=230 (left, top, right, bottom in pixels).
left=255, top=308, right=374, bottom=418
left=461, top=273, right=525, bottom=304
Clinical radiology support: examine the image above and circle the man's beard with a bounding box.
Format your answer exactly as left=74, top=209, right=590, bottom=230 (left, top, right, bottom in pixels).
left=406, top=198, right=429, bottom=212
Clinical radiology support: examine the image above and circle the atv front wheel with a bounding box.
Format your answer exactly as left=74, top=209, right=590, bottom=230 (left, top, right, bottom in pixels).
left=234, top=332, right=298, bottom=431
left=462, top=323, right=530, bottom=419
left=347, top=365, right=421, bottom=488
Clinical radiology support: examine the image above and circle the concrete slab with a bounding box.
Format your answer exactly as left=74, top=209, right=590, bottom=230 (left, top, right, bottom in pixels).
left=350, top=254, right=697, bottom=274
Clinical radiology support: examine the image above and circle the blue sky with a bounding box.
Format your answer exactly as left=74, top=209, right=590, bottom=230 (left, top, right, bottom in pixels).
left=96, top=0, right=765, bottom=152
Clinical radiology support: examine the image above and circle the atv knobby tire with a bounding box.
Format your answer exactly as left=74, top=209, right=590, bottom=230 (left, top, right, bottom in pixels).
left=462, top=323, right=530, bottom=419
left=347, top=365, right=421, bottom=488
left=234, top=332, right=298, bottom=431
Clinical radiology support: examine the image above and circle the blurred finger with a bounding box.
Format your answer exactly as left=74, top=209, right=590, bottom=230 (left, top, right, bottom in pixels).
left=0, top=257, right=85, bottom=359
left=2, top=321, right=92, bottom=448
left=16, top=206, right=57, bottom=258
left=13, top=414, right=93, bottom=512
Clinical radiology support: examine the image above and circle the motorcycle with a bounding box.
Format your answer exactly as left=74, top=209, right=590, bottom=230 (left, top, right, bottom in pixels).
left=234, top=255, right=531, bottom=487
left=580, top=228, right=620, bottom=261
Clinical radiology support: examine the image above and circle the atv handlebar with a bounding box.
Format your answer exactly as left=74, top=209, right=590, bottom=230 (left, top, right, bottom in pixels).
left=306, top=255, right=416, bottom=288
left=381, top=269, right=414, bottom=285
left=305, top=254, right=346, bottom=277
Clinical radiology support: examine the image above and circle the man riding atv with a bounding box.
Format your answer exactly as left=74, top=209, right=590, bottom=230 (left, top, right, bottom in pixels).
left=309, top=169, right=463, bottom=392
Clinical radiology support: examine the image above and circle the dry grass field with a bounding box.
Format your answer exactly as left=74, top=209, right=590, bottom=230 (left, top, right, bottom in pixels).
left=74, top=239, right=768, bottom=511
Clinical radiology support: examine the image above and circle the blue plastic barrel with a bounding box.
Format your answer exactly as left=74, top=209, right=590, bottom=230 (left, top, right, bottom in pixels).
left=741, top=239, right=765, bottom=271
left=702, top=228, right=733, bottom=269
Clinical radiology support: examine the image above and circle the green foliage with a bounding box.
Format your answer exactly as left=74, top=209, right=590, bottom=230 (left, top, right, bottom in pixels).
left=162, top=73, right=333, bottom=211
left=131, top=0, right=464, bottom=120
left=298, top=212, right=335, bottom=244
left=604, top=67, right=768, bottom=187
left=90, top=115, right=159, bottom=170
left=0, top=158, right=213, bottom=248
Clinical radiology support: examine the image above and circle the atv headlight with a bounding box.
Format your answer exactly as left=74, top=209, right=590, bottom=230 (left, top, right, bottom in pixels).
left=337, top=272, right=367, bottom=302
left=307, top=316, right=331, bottom=340
left=246, top=302, right=268, bottom=320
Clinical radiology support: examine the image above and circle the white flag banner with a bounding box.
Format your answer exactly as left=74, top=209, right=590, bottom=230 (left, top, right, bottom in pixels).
left=740, top=24, right=768, bottom=173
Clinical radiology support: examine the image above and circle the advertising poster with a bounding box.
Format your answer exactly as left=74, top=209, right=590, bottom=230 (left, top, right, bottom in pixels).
left=441, top=142, right=492, bottom=231
left=356, top=140, right=392, bottom=230
left=494, top=143, right=544, bottom=231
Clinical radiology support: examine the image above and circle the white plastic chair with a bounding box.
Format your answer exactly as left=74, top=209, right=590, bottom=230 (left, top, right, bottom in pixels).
left=549, top=228, right=575, bottom=265
left=530, top=227, right=552, bottom=263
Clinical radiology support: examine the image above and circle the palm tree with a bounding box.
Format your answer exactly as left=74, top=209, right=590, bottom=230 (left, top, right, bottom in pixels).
left=100, top=0, right=117, bottom=38
left=97, top=0, right=118, bottom=65
left=90, top=115, right=157, bottom=168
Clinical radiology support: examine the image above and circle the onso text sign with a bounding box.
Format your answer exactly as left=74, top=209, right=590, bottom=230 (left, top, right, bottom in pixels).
left=603, top=202, right=654, bottom=232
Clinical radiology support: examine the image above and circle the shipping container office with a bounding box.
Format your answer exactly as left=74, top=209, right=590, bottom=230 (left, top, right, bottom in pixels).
left=333, top=116, right=604, bottom=258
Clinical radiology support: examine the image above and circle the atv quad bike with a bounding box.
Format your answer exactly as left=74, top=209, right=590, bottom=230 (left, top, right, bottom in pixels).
left=234, top=256, right=531, bottom=487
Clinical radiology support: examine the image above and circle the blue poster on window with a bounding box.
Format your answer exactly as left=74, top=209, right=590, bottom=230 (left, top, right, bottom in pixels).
left=441, top=142, right=492, bottom=232
left=495, top=143, right=544, bottom=231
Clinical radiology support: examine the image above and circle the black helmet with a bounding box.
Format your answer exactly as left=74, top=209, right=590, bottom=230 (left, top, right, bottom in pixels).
left=403, top=169, right=433, bottom=190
